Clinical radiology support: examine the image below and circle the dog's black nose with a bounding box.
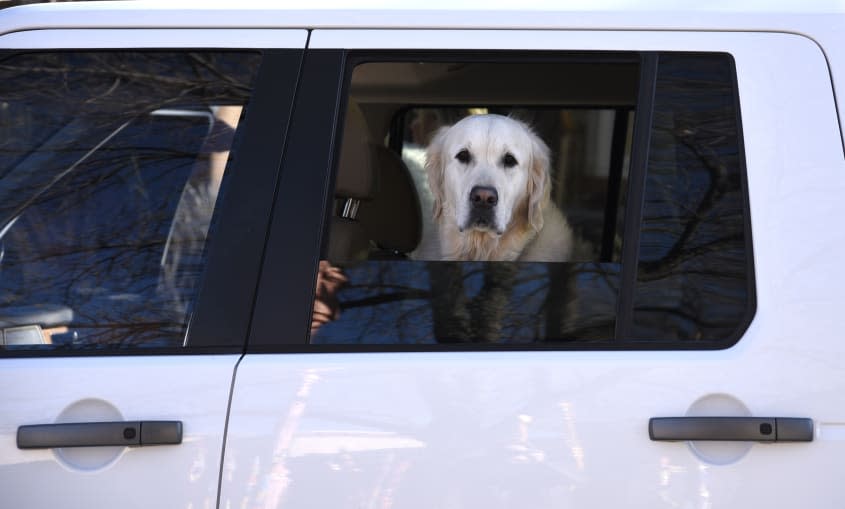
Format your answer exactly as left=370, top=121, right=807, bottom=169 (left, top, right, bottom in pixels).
left=470, top=186, right=498, bottom=207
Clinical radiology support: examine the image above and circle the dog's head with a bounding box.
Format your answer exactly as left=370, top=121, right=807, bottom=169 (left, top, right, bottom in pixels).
left=425, top=114, right=551, bottom=237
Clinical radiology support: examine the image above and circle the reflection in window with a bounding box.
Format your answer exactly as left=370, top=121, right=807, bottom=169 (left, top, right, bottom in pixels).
left=312, top=261, right=618, bottom=344
left=0, top=52, right=261, bottom=348
left=631, top=54, right=751, bottom=341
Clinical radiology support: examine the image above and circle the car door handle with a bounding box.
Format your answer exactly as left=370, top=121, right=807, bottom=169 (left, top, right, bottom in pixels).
left=17, top=421, right=182, bottom=449
left=649, top=417, right=813, bottom=442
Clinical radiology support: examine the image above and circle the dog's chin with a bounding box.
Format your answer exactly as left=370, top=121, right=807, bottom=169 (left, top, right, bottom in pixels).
left=458, top=219, right=503, bottom=236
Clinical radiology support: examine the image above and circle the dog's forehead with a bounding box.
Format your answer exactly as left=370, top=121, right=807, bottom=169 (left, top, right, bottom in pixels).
left=446, top=115, right=532, bottom=155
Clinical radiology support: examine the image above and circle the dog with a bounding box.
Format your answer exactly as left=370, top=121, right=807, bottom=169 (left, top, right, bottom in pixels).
left=422, top=114, right=573, bottom=262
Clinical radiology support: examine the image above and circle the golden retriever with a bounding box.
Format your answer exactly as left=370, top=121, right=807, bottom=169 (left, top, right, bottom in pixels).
left=422, top=114, right=573, bottom=261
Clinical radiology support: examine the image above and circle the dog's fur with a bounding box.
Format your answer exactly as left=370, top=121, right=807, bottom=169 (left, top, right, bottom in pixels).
left=423, top=114, right=573, bottom=262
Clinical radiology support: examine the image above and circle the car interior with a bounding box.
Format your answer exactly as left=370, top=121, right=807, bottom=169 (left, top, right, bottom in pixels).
left=327, top=55, right=641, bottom=264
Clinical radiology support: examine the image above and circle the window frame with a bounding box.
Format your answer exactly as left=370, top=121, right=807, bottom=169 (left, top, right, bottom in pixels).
left=250, top=47, right=756, bottom=353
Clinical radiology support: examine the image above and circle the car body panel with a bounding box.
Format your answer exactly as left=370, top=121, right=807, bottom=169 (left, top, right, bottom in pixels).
left=0, top=355, right=239, bottom=509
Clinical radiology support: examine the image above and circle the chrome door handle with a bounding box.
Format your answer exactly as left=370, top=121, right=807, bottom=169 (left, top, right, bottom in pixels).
left=649, top=417, right=813, bottom=442
left=17, top=421, right=182, bottom=449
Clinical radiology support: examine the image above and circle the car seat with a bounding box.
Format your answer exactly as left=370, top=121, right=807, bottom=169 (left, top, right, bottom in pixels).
left=328, top=103, right=422, bottom=262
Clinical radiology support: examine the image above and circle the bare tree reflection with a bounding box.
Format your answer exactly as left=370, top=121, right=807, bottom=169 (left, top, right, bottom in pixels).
left=0, top=51, right=260, bottom=348
left=630, top=54, right=750, bottom=341
left=428, top=263, right=471, bottom=341
left=311, top=261, right=618, bottom=345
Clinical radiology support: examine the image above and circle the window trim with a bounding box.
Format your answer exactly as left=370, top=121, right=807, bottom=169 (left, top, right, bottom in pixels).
left=247, top=49, right=350, bottom=352
left=188, top=49, right=305, bottom=352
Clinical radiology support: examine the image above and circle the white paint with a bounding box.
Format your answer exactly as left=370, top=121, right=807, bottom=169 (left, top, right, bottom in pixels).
left=0, top=355, right=240, bottom=509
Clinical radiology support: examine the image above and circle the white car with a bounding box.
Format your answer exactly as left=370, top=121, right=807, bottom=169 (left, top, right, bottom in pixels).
left=1, top=1, right=843, bottom=507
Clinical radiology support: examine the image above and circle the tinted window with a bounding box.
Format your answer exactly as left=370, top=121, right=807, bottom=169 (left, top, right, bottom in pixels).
left=0, top=51, right=260, bottom=350
left=631, top=54, right=751, bottom=341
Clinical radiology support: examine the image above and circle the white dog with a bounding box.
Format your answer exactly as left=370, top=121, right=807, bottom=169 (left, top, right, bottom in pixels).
left=422, top=114, right=573, bottom=262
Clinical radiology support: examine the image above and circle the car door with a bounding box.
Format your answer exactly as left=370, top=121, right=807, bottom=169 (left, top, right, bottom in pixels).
left=220, top=30, right=845, bottom=508
left=0, top=27, right=305, bottom=508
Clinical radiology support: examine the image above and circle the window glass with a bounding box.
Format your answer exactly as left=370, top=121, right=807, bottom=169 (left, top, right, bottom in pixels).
left=631, top=54, right=751, bottom=341
left=311, top=52, right=751, bottom=347
left=0, top=51, right=261, bottom=349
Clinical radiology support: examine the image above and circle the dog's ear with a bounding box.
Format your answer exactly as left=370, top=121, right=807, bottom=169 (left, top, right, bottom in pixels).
left=526, top=132, right=552, bottom=232
left=424, top=126, right=450, bottom=220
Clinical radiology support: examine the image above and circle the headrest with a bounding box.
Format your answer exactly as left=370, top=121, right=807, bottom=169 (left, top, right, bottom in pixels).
left=335, top=102, right=377, bottom=199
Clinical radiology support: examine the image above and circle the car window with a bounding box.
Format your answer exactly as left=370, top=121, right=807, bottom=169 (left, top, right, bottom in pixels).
left=310, top=52, right=752, bottom=348
left=630, top=54, right=752, bottom=341
left=0, top=51, right=261, bottom=350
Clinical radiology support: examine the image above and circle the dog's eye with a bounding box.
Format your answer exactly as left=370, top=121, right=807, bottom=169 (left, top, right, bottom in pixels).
left=455, top=149, right=472, bottom=164
left=502, top=153, right=518, bottom=168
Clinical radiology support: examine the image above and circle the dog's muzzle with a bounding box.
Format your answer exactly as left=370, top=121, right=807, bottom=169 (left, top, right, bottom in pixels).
left=465, top=185, right=500, bottom=232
